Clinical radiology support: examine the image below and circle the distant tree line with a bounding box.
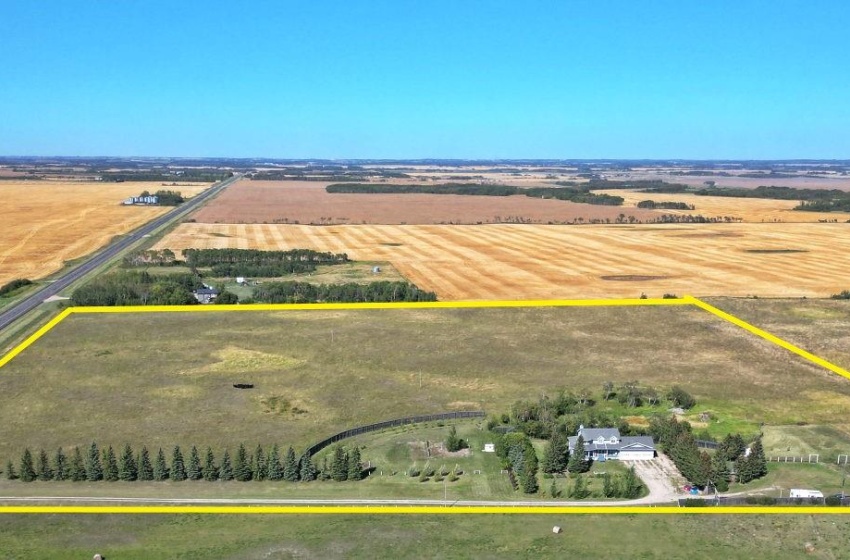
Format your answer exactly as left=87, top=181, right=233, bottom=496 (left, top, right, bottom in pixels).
left=252, top=168, right=409, bottom=181
left=4, top=442, right=367, bottom=483
left=795, top=199, right=850, bottom=212
left=251, top=281, right=437, bottom=303
left=327, top=183, right=625, bottom=206
left=71, top=270, right=202, bottom=306
left=182, top=248, right=349, bottom=277
left=0, top=278, right=33, bottom=297
left=637, top=200, right=695, bottom=210
left=102, top=170, right=230, bottom=182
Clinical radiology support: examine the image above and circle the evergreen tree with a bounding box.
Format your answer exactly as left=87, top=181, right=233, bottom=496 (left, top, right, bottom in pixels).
left=318, top=457, right=331, bottom=481
left=234, top=444, right=252, bottom=481
left=36, top=449, right=52, bottom=481
left=718, top=433, right=747, bottom=462
left=542, top=432, right=569, bottom=474
left=519, top=454, right=539, bottom=494
left=19, top=448, right=36, bottom=482
left=70, top=447, right=85, bottom=482
left=252, top=445, right=266, bottom=481
left=103, top=446, right=119, bottom=482
left=283, top=447, right=299, bottom=482
left=5, top=460, right=16, bottom=480
left=219, top=450, right=234, bottom=481
left=621, top=465, right=643, bottom=498
left=119, top=444, right=137, bottom=481
left=445, top=426, right=464, bottom=452
left=567, top=435, right=588, bottom=474
left=347, top=447, right=362, bottom=481
left=569, top=475, right=589, bottom=499
left=137, top=446, right=153, bottom=481
left=267, top=445, right=283, bottom=481
left=187, top=446, right=202, bottom=480
left=171, top=446, right=187, bottom=481
left=203, top=447, right=218, bottom=481
left=299, top=452, right=317, bottom=482
left=85, top=442, right=103, bottom=481
left=710, top=451, right=730, bottom=492
left=748, top=437, right=768, bottom=480
left=602, top=472, right=617, bottom=498
left=331, top=446, right=348, bottom=481
left=549, top=478, right=559, bottom=499
left=153, top=448, right=169, bottom=481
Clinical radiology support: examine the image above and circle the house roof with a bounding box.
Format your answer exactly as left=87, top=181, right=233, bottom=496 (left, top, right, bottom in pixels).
left=578, top=427, right=620, bottom=441
left=193, top=288, right=219, bottom=295
left=568, top=430, right=655, bottom=453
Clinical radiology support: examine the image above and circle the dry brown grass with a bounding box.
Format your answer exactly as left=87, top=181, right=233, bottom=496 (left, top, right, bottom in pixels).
left=0, top=181, right=209, bottom=285
left=154, top=222, right=850, bottom=300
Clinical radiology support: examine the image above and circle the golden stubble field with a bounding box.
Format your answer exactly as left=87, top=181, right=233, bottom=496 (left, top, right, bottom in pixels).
left=155, top=222, right=850, bottom=300
left=0, top=181, right=209, bottom=286
left=595, top=189, right=850, bottom=223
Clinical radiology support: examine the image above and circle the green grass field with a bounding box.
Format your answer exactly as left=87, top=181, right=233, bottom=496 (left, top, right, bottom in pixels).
left=0, top=513, right=848, bottom=559
left=2, top=301, right=850, bottom=464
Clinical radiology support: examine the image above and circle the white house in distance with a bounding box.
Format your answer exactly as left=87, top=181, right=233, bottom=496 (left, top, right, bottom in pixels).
left=123, top=195, right=159, bottom=205
left=568, top=425, right=655, bottom=461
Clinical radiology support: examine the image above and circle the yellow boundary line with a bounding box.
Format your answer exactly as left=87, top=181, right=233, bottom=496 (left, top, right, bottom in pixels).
left=1, top=295, right=848, bottom=515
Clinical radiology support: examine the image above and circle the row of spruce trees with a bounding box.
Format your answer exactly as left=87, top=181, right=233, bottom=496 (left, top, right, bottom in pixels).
left=4, top=443, right=366, bottom=483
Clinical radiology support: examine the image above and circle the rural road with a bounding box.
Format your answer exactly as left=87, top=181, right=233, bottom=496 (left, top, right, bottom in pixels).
left=0, top=174, right=240, bottom=335
left=0, top=496, right=683, bottom=507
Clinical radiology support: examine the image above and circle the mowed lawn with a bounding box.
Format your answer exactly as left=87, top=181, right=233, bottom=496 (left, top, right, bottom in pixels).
left=0, top=513, right=848, bottom=560
left=2, top=302, right=850, bottom=460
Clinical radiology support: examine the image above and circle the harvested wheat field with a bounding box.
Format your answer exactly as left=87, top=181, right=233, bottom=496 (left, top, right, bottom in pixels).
left=596, top=189, right=850, bottom=223
left=0, top=181, right=209, bottom=285
left=189, top=180, right=657, bottom=225
left=155, top=222, right=850, bottom=300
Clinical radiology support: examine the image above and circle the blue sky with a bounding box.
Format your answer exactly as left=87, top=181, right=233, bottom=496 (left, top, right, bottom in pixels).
left=1, top=1, right=848, bottom=159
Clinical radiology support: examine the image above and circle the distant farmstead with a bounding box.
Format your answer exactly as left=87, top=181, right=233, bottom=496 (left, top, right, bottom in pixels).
left=123, top=195, right=159, bottom=205
left=568, top=425, right=655, bottom=461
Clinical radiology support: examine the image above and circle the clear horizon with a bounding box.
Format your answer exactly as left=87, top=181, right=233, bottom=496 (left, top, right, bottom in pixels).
left=1, top=1, right=848, bottom=160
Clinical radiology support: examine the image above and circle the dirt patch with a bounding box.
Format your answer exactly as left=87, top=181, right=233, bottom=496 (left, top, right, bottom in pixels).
left=623, top=415, right=650, bottom=427
left=601, top=275, right=670, bottom=281
left=408, top=441, right=472, bottom=459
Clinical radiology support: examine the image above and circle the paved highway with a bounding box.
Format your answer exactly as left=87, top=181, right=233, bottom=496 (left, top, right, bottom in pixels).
left=0, top=174, right=240, bottom=334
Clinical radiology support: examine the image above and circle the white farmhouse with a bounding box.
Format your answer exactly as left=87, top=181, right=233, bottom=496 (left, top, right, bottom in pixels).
left=568, top=425, right=655, bottom=461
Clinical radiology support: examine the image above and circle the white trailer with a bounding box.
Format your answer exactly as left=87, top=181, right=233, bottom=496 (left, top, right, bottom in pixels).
left=789, top=489, right=823, bottom=498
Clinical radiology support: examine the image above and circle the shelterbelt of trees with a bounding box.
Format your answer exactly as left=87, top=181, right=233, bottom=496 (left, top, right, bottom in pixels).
left=326, top=183, right=625, bottom=206
left=76, top=249, right=436, bottom=306
left=182, top=248, right=349, bottom=277
left=250, top=281, right=436, bottom=303
left=4, top=442, right=367, bottom=484
left=71, top=271, right=203, bottom=306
